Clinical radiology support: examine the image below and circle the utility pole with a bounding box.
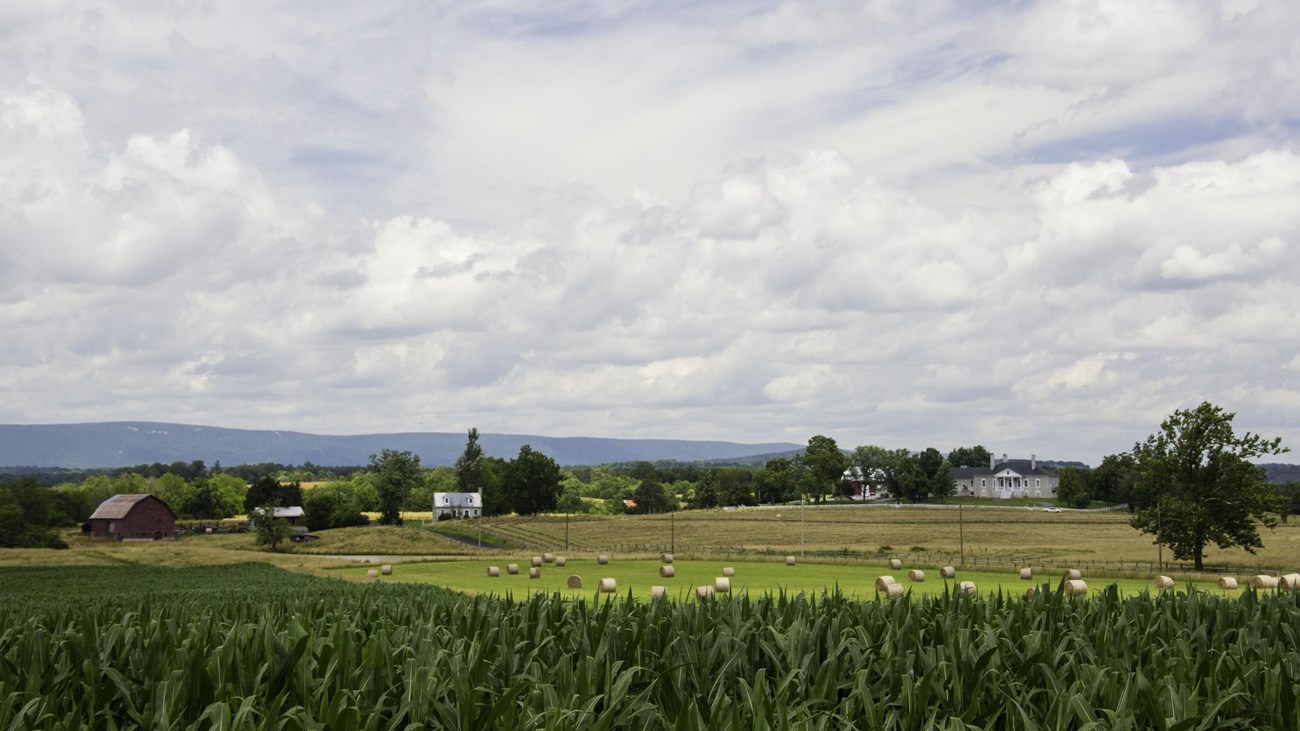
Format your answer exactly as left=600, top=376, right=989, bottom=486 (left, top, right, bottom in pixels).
left=1157, top=499, right=1162, bottom=571
left=800, top=491, right=806, bottom=557
left=565, top=510, right=570, bottom=551
left=670, top=508, right=675, bottom=553
left=958, top=504, right=965, bottom=566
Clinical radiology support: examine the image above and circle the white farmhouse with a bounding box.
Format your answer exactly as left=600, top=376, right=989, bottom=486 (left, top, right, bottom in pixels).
left=433, top=492, right=481, bottom=519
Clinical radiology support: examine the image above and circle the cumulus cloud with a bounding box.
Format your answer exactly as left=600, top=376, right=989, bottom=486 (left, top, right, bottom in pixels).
left=0, top=2, right=1298, bottom=463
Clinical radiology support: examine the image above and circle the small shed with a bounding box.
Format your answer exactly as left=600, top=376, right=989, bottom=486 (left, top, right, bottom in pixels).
left=273, top=506, right=305, bottom=526
left=87, top=494, right=177, bottom=540
left=250, top=505, right=305, bottom=527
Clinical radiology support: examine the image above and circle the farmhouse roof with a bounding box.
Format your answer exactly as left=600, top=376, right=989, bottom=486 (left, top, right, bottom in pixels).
left=89, top=494, right=168, bottom=520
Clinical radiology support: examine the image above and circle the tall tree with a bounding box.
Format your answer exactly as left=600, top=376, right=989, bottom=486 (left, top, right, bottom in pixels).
left=1089, top=453, right=1138, bottom=504
left=507, top=445, right=563, bottom=516
left=455, top=427, right=485, bottom=491
left=370, top=449, right=422, bottom=525
left=947, top=445, right=993, bottom=469
left=630, top=479, right=673, bottom=514
left=244, top=474, right=296, bottom=514
left=801, top=435, right=849, bottom=504
left=754, top=457, right=798, bottom=504
left=1056, top=467, right=1092, bottom=508
left=693, top=473, right=719, bottom=509
left=918, top=447, right=956, bottom=503
left=479, top=457, right=509, bottom=516
left=1128, top=402, right=1288, bottom=571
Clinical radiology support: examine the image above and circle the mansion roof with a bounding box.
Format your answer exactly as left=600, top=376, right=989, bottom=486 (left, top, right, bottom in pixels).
left=951, top=459, right=1055, bottom=478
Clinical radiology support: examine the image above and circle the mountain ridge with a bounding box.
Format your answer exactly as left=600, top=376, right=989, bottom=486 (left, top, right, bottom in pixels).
left=0, top=421, right=804, bottom=469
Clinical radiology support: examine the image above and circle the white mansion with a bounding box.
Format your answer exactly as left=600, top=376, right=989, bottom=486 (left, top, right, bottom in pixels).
left=950, top=454, right=1059, bottom=499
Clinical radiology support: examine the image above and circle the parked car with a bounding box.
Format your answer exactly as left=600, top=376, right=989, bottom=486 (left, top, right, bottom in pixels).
left=1042, top=507, right=1062, bottom=513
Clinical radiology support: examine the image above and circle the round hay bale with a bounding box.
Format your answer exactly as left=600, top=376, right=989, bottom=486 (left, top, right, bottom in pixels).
left=659, top=565, right=676, bottom=578
left=714, top=576, right=731, bottom=593
left=875, top=576, right=896, bottom=592
left=597, top=554, right=609, bottom=565
left=785, top=556, right=796, bottom=566
left=884, top=582, right=905, bottom=599
left=598, top=578, right=617, bottom=593
left=1217, top=576, right=1239, bottom=590
left=487, top=566, right=500, bottom=577
left=1153, top=575, right=1174, bottom=589
left=380, top=564, right=393, bottom=576
left=367, top=569, right=379, bottom=579
left=722, top=567, right=735, bottom=577
left=531, top=556, right=543, bottom=568
left=650, top=585, right=666, bottom=599
left=1064, top=569, right=1082, bottom=580
left=543, top=553, right=555, bottom=563
left=529, top=567, right=541, bottom=579
left=957, top=581, right=977, bottom=596
left=1065, top=579, right=1088, bottom=596
left=555, top=557, right=566, bottom=567
left=566, top=575, right=583, bottom=589
left=696, top=585, right=715, bottom=599
left=889, top=558, right=903, bottom=570
left=506, top=564, right=520, bottom=575
left=908, top=569, right=925, bottom=582
left=1019, top=568, right=1033, bottom=580
left=1280, top=573, right=1300, bottom=590
left=661, top=553, right=674, bottom=563
left=1251, top=575, right=1279, bottom=589
left=939, top=566, right=956, bottom=579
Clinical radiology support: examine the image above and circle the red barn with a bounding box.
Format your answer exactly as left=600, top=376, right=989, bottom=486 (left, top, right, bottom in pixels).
left=87, top=494, right=177, bottom=540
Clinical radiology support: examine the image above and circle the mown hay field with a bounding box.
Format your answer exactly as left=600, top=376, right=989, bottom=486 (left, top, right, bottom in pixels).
left=335, top=557, right=1232, bottom=599
left=468, top=505, right=1300, bottom=573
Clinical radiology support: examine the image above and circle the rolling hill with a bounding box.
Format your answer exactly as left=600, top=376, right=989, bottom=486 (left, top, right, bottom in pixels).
left=0, top=421, right=803, bottom=469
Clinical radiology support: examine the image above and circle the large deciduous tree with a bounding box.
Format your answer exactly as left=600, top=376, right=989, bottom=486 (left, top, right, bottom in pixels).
left=947, top=445, right=993, bottom=469
left=370, top=449, right=422, bottom=525
left=801, top=435, right=849, bottom=504
left=507, top=445, right=563, bottom=516
left=1056, top=467, right=1092, bottom=508
left=1128, top=402, right=1287, bottom=571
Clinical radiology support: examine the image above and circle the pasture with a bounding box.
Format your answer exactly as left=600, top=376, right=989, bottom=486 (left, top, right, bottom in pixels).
left=461, top=504, right=1300, bottom=575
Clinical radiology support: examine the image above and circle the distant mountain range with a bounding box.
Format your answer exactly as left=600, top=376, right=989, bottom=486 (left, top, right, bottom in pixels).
left=0, top=421, right=804, bottom=469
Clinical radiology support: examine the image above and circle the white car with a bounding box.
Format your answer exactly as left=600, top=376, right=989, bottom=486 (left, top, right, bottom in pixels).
left=1043, top=507, right=1062, bottom=513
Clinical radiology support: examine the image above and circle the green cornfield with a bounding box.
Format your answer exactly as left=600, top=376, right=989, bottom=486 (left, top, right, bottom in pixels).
left=2, top=564, right=1299, bottom=729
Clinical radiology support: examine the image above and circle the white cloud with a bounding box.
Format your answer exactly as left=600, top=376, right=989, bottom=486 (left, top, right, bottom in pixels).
left=0, top=2, right=1298, bottom=464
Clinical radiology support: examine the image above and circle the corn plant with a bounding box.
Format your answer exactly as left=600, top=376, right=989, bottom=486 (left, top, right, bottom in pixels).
left=1, top=565, right=1298, bottom=729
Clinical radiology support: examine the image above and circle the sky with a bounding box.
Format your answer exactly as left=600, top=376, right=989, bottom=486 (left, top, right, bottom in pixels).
left=2, top=0, right=1298, bottom=465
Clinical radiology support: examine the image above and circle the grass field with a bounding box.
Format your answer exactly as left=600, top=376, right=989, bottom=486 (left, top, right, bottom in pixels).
left=334, top=556, right=1236, bottom=599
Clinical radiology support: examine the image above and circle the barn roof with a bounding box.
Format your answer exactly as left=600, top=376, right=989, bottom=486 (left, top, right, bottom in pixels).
left=89, top=494, right=171, bottom=520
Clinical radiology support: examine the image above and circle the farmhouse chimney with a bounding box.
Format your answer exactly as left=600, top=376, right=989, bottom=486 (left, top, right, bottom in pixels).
left=1002, top=453, right=1008, bottom=465
left=1031, top=454, right=1037, bottom=470
left=990, top=453, right=995, bottom=469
